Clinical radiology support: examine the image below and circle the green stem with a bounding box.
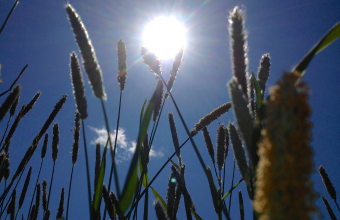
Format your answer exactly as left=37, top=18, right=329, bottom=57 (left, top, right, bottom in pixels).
left=0, top=0, right=19, bottom=37
left=81, top=120, right=92, bottom=219
left=100, top=98, right=120, bottom=197
left=104, top=91, right=123, bottom=220
left=228, top=161, right=236, bottom=212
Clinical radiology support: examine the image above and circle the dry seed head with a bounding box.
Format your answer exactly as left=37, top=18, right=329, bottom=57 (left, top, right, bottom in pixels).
left=165, top=47, right=184, bottom=99
left=229, top=122, right=252, bottom=199
left=56, top=188, right=65, bottom=219
left=38, top=95, right=67, bottom=140
left=224, top=126, right=229, bottom=160
left=319, top=165, right=336, bottom=201
left=52, top=123, right=59, bottom=162
left=70, top=52, right=88, bottom=120
left=21, top=91, right=41, bottom=117
left=102, top=185, right=115, bottom=220
left=42, top=180, right=48, bottom=211
left=168, top=112, right=181, bottom=164
left=43, top=210, right=51, bottom=220
left=191, top=102, right=232, bottom=136
left=66, top=4, right=106, bottom=99
left=117, top=39, right=128, bottom=91
left=254, top=72, right=317, bottom=219
left=33, top=183, right=41, bottom=220
left=18, top=166, right=32, bottom=209
left=4, top=105, right=26, bottom=149
left=9, top=96, right=19, bottom=117
left=202, top=126, right=215, bottom=164
left=229, top=6, right=248, bottom=95
left=239, top=190, right=244, bottom=220
left=153, top=79, right=164, bottom=122
left=72, top=111, right=80, bottom=165
left=0, top=85, right=21, bottom=124
left=41, top=133, right=48, bottom=159
left=154, top=199, right=170, bottom=220
left=8, top=189, right=16, bottom=220
left=4, top=155, right=10, bottom=181
left=216, top=124, right=226, bottom=170
left=166, top=172, right=176, bottom=219
left=322, top=195, right=337, bottom=220
left=257, top=53, right=271, bottom=97
left=248, top=74, right=255, bottom=117
left=141, top=46, right=162, bottom=75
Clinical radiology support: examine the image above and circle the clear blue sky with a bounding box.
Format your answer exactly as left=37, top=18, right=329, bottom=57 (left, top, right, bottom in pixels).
left=0, top=0, right=339, bottom=219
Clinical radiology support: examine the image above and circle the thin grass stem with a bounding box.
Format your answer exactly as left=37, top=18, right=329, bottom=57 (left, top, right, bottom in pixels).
left=81, top=120, right=92, bottom=218
left=26, top=159, right=43, bottom=220
left=335, top=201, right=340, bottom=212
left=0, top=0, right=19, bottom=37
left=45, top=161, right=55, bottom=214
left=66, top=165, right=74, bottom=220
left=0, top=65, right=27, bottom=97
left=150, top=98, right=165, bottom=146
left=0, top=117, right=12, bottom=147
left=228, top=160, right=236, bottom=212
left=100, top=98, right=120, bottom=198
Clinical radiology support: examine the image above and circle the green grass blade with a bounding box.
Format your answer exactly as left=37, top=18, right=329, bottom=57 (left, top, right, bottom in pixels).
left=293, top=22, right=340, bottom=76
left=93, top=159, right=105, bottom=211
left=150, top=186, right=167, bottom=212
left=190, top=209, right=203, bottom=220
left=221, top=178, right=243, bottom=201
left=139, top=158, right=149, bottom=188
left=140, top=98, right=147, bottom=126
left=119, top=95, right=155, bottom=213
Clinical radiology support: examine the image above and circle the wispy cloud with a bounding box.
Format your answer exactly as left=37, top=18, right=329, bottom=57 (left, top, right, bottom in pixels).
left=89, top=126, right=164, bottom=162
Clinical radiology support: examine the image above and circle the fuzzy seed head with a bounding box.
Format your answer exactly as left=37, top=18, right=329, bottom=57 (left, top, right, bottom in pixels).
left=41, top=133, right=48, bottom=159
left=154, top=199, right=170, bottom=220
left=216, top=124, right=226, bottom=170
left=168, top=112, right=181, bottom=163
left=153, top=79, right=164, bottom=122
left=72, top=111, right=80, bottom=165
left=70, top=52, right=88, bottom=119
left=319, top=165, right=336, bottom=201
left=42, top=180, right=48, bottom=211
left=165, top=47, right=184, bottom=98
left=202, top=127, right=215, bottom=164
left=257, top=53, right=271, bottom=97
left=9, top=96, right=19, bottom=117
left=19, top=166, right=32, bottom=209
left=0, top=85, right=21, bottom=124
left=52, top=123, right=59, bottom=162
left=254, top=72, right=317, bottom=220
left=191, top=102, right=232, bottom=136
left=117, top=39, right=128, bottom=91
left=141, top=46, right=162, bottom=75
left=21, top=91, right=41, bottom=117
left=66, top=4, right=106, bottom=99
left=56, top=188, right=65, bottom=219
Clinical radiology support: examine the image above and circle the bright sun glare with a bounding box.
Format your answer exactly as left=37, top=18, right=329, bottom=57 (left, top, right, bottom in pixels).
left=143, top=17, right=186, bottom=60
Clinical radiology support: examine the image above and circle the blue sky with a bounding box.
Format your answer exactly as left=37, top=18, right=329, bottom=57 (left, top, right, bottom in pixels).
left=0, top=0, right=339, bottom=219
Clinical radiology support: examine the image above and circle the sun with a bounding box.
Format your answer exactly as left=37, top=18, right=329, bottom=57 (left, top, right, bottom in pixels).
left=142, top=16, right=186, bottom=60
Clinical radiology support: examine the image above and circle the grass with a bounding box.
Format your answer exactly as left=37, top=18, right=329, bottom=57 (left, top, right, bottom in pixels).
left=0, top=2, right=339, bottom=220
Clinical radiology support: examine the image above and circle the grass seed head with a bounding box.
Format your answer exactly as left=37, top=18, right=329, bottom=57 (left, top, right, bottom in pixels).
left=70, top=52, right=88, bottom=119
left=257, top=53, right=271, bottom=97
left=21, top=91, right=41, bottom=117
left=72, top=111, right=80, bottom=165
left=229, top=6, right=248, bottom=95
left=65, top=4, right=106, bottom=99
left=216, top=124, right=225, bottom=170
left=18, top=166, right=32, bottom=209
left=52, top=122, right=59, bottom=162
left=117, top=39, right=128, bottom=91
left=165, top=47, right=184, bottom=98
left=202, top=127, right=215, bottom=164
left=153, top=79, right=164, bottom=122
left=42, top=180, right=48, bottom=211
left=41, top=133, right=48, bottom=159
left=9, top=96, right=19, bottom=117
left=319, top=165, right=336, bottom=201
left=56, top=188, right=65, bottom=219
left=141, top=46, right=162, bottom=75
left=322, top=195, right=337, bottom=220
left=154, top=199, right=170, bottom=220
left=0, top=84, right=21, bottom=124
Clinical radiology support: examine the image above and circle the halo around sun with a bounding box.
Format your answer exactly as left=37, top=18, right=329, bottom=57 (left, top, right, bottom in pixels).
left=142, top=16, right=186, bottom=60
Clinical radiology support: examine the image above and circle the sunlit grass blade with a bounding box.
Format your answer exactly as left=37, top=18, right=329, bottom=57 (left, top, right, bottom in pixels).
left=221, top=178, right=243, bottom=201
left=93, top=139, right=108, bottom=213
left=292, top=22, right=340, bottom=76
left=119, top=93, right=155, bottom=213
left=190, top=209, right=202, bottom=220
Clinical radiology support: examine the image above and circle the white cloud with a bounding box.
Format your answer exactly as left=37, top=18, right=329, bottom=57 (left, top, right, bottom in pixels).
left=89, top=126, right=163, bottom=162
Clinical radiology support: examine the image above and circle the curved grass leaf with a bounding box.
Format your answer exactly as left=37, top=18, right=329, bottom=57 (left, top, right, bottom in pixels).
left=293, top=22, right=340, bottom=76
left=150, top=186, right=167, bottom=212
left=93, top=139, right=109, bottom=212
left=119, top=94, right=155, bottom=213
